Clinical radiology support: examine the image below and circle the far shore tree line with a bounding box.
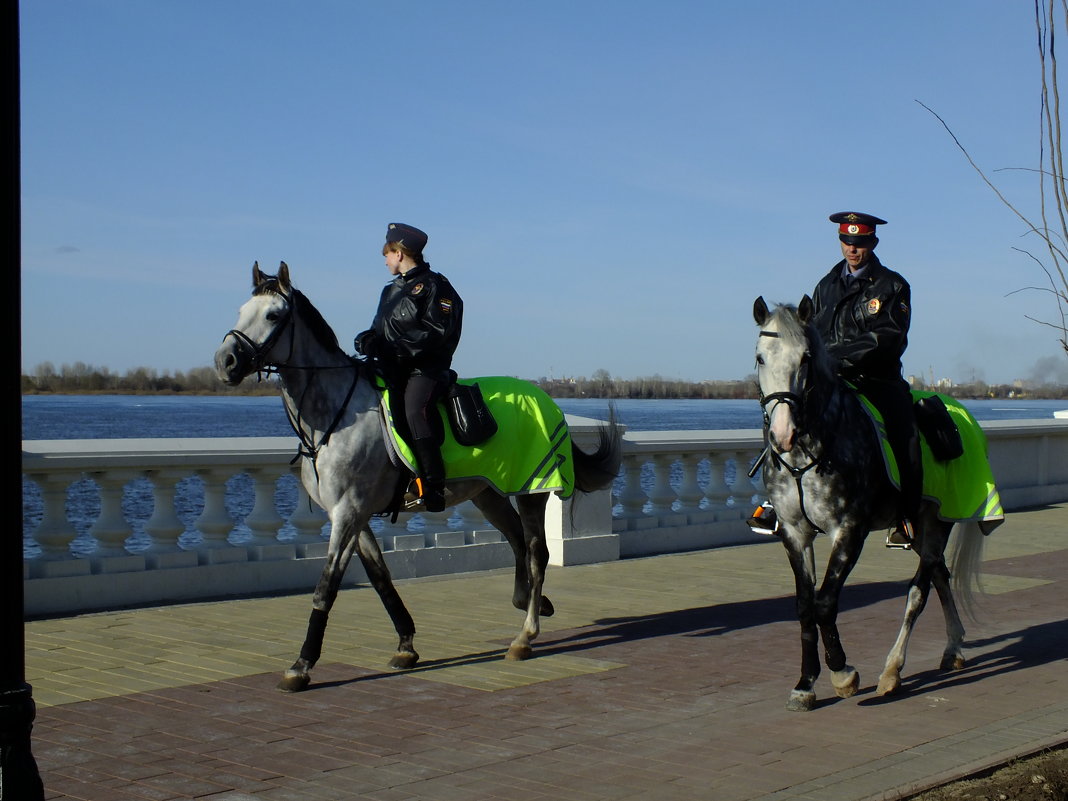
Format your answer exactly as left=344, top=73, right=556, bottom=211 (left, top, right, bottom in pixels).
left=20, top=361, right=1068, bottom=400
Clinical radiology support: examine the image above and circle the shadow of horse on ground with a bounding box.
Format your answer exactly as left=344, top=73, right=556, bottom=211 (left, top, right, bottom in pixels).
left=858, top=616, right=1068, bottom=706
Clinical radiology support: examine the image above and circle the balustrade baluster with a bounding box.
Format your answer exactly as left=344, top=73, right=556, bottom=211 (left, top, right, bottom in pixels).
left=616, top=454, right=649, bottom=518
left=143, top=469, right=186, bottom=552
left=194, top=468, right=236, bottom=552
left=647, top=454, right=678, bottom=513
left=676, top=453, right=706, bottom=513
left=704, top=453, right=732, bottom=511
left=243, top=467, right=286, bottom=545
left=86, top=470, right=138, bottom=557
left=26, top=474, right=79, bottom=560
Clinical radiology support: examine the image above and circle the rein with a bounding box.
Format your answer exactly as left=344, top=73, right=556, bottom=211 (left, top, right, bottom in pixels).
left=756, top=327, right=828, bottom=534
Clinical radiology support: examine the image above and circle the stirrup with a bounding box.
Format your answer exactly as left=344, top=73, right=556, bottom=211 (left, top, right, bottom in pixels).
left=403, top=478, right=448, bottom=512
left=403, top=478, right=427, bottom=510
left=885, top=519, right=914, bottom=550
left=746, top=502, right=780, bottom=536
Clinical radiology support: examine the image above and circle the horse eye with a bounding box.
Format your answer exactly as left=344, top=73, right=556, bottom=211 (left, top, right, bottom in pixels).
left=266, top=310, right=281, bottom=322
left=756, top=355, right=765, bottom=366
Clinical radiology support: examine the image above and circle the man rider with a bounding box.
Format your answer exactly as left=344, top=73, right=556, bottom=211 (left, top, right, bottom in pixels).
left=748, top=211, right=921, bottom=549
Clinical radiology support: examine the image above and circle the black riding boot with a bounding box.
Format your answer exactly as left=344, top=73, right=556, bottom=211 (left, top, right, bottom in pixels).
left=888, top=434, right=923, bottom=549
left=411, top=437, right=447, bottom=513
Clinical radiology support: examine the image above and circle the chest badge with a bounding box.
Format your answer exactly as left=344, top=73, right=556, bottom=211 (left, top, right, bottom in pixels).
left=411, top=283, right=425, bottom=296
left=866, top=298, right=882, bottom=315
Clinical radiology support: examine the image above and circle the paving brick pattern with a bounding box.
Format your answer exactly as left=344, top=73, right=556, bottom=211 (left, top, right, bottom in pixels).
left=25, top=503, right=1068, bottom=800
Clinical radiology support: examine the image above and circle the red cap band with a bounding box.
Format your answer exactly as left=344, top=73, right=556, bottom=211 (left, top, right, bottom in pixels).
left=838, top=222, right=875, bottom=236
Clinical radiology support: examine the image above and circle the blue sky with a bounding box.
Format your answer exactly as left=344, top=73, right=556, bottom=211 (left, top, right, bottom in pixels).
left=19, top=1, right=1068, bottom=386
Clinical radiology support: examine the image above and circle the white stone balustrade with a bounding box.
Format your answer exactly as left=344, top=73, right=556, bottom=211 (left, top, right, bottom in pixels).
left=20, top=418, right=1068, bottom=617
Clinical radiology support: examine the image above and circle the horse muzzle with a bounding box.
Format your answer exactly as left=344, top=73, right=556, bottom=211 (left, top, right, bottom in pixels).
left=214, top=336, right=254, bottom=386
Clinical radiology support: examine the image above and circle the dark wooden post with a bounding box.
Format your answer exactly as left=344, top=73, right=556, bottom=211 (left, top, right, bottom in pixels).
left=0, top=0, right=46, bottom=797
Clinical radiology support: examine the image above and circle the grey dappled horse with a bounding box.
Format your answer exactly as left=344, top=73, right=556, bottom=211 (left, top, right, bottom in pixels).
left=215, top=262, right=622, bottom=692
left=753, top=296, right=984, bottom=711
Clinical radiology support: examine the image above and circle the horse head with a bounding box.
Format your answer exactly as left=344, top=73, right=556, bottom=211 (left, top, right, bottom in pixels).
left=753, top=295, right=816, bottom=454
left=214, top=261, right=296, bottom=385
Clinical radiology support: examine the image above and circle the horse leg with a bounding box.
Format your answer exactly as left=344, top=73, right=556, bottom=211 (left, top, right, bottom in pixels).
left=878, top=521, right=961, bottom=694
left=278, top=518, right=359, bottom=692
left=815, top=533, right=864, bottom=701
left=505, top=493, right=550, bottom=661
left=931, top=556, right=966, bottom=670
left=472, top=489, right=554, bottom=617
left=353, top=525, right=419, bottom=670
left=783, top=537, right=821, bottom=711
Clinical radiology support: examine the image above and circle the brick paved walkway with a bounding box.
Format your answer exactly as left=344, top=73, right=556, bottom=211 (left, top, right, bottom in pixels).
left=26, top=502, right=1068, bottom=801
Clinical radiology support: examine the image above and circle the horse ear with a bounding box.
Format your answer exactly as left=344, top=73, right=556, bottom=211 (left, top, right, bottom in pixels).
left=252, top=261, right=263, bottom=287
left=753, top=296, right=770, bottom=325
left=798, top=294, right=814, bottom=324
left=278, top=261, right=291, bottom=292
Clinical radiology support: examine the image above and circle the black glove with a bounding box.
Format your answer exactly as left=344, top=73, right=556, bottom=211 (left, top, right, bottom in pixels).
left=354, top=329, right=379, bottom=358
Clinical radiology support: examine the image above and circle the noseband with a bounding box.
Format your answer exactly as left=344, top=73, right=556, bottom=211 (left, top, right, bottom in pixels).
left=756, top=330, right=809, bottom=430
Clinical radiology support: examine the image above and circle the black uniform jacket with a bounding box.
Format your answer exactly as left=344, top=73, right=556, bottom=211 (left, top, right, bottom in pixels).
left=369, top=263, right=463, bottom=375
left=810, top=254, right=910, bottom=383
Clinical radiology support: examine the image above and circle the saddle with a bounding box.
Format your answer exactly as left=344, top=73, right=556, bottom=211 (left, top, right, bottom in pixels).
left=371, top=374, right=577, bottom=518
left=855, top=389, right=1003, bottom=532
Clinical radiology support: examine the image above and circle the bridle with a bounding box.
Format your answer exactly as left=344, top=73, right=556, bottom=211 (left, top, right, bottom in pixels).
left=222, top=292, right=296, bottom=379
left=221, top=287, right=362, bottom=477
left=753, top=328, right=825, bottom=533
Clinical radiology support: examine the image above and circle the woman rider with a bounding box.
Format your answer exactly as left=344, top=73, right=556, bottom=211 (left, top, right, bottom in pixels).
left=353, top=223, right=463, bottom=512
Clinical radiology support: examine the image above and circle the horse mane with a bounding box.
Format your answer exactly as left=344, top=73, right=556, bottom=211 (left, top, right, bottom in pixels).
left=253, top=275, right=344, bottom=357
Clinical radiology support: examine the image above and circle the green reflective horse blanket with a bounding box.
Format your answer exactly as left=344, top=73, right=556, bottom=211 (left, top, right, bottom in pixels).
left=857, top=389, right=1004, bottom=533
left=380, top=375, right=577, bottom=498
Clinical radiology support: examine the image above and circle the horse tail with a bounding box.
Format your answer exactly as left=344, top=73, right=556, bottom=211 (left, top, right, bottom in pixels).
left=949, top=520, right=987, bottom=621
left=572, top=406, right=623, bottom=493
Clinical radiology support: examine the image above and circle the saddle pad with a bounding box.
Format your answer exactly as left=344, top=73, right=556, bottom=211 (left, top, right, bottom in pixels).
left=380, top=375, right=577, bottom=498
left=857, top=390, right=1004, bottom=532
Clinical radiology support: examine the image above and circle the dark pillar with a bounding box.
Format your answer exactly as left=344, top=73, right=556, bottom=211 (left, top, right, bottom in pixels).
left=0, top=0, right=46, bottom=797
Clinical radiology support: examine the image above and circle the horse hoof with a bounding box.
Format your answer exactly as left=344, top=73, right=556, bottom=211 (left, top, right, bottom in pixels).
left=832, top=669, right=860, bottom=699
left=940, top=654, right=965, bottom=671
left=786, top=690, right=816, bottom=712
left=876, top=673, right=901, bottom=696
left=506, top=644, right=533, bottom=661
left=277, top=672, right=311, bottom=693
left=389, top=652, right=419, bottom=670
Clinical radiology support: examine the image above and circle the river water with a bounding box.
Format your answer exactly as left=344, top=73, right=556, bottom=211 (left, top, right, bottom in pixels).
left=21, top=394, right=1068, bottom=440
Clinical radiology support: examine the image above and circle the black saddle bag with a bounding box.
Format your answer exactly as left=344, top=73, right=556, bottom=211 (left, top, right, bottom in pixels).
left=914, top=395, right=964, bottom=461
left=445, top=381, right=498, bottom=447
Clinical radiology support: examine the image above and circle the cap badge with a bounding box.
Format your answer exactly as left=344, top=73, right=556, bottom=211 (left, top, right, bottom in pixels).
left=845, top=213, right=860, bottom=222
left=867, top=298, right=882, bottom=315
left=847, top=224, right=861, bottom=235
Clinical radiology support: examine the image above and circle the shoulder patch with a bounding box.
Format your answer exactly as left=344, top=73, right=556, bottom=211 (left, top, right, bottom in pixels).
left=439, top=298, right=454, bottom=314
